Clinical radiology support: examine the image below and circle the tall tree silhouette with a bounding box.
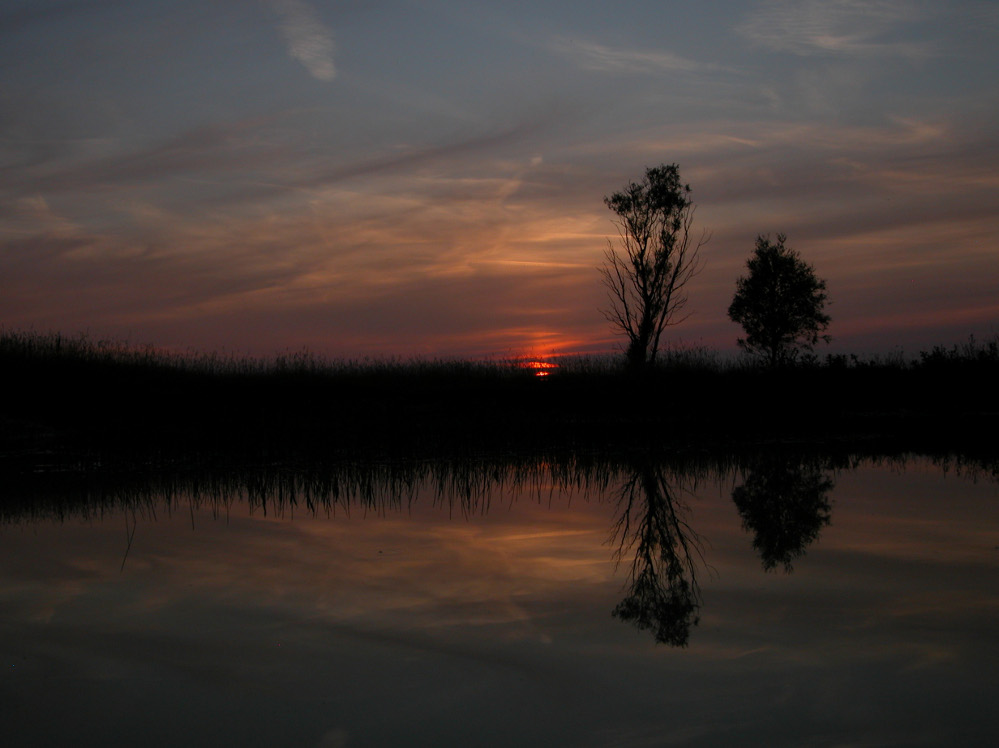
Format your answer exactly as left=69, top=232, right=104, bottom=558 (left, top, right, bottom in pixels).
left=601, top=164, right=706, bottom=370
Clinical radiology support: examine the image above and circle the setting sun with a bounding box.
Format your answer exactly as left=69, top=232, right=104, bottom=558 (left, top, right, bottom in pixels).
left=521, top=360, right=560, bottom=378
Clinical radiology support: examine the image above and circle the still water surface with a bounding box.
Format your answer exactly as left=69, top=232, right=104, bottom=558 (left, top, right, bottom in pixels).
left=2, top=456, right=997, bottom=746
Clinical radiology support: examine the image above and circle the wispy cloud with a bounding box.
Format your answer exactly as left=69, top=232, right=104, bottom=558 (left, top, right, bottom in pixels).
left=269, top=0, right=336, bottom=81
left=5, top=123, right=287, bottom=198
left=737, top=0, right=935, bottom=57
left=0, top=149, right=609, bottom=357
left=550, top=36, right=712, bottom=75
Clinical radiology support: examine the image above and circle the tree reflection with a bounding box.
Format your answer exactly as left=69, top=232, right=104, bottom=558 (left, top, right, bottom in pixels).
left=732, top=458, right=833, bottom=572
left=610, top=461, right=704, bottom=647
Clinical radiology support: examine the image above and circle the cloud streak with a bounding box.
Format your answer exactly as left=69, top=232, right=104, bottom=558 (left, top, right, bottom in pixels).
left=270, top=0, right=336, bottom=81
left=549, top=37, right=712, bottom=75
left=8, top=123, right=286, bottom=197
left=738, top=0, right=935, bottom=58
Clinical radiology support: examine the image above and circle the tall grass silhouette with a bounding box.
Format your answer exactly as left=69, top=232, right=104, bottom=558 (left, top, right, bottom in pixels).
left=3, top=328, right=997, bottom=463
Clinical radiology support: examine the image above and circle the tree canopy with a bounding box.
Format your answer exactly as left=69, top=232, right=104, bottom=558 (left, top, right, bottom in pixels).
left=728, top=233, right=830, bottom=366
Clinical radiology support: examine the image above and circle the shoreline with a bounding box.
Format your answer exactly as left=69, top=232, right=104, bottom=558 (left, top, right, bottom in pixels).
left=3, top=330, right=997, bottom=463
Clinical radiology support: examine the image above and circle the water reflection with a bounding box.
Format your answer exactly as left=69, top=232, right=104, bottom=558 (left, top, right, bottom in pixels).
left=4, top=450, right=998, bottom=747
left=2, top=449, right=995, bottom=650
left=610, top=460, right=703, bottom=646
left=732, top=457, right=834, bottom=572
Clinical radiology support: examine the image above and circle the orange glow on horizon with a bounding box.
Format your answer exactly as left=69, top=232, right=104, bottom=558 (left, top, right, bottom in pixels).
left=521, top=360, right=560, bottom=377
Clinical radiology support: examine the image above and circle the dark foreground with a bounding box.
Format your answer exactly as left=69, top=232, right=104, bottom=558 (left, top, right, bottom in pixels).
left=3, top=331, right=998, bottom=467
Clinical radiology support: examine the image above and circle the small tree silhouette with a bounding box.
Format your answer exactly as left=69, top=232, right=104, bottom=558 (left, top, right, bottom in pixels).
left=728, top=233, right=830, bottom=366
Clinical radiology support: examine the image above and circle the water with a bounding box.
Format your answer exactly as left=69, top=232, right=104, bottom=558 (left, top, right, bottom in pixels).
left=2, top=455, right=997, bottom=746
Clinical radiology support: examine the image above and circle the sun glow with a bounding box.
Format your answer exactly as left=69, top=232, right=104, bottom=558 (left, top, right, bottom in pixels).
left=521, top=360, right=560, bottom=377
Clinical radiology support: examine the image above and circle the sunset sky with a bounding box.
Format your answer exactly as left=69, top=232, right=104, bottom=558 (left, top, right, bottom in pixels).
left=2, top=0, right=997, bottom=358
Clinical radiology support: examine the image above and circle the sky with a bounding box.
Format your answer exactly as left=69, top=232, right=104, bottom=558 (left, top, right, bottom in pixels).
left=2, top=0, right=998, bottom=359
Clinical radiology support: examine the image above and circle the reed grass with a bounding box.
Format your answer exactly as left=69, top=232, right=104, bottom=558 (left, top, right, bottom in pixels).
left=2, top=328, right=997, bottom=463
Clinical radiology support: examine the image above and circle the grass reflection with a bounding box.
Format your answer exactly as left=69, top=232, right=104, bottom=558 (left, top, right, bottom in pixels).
left=3, top=447, right=997, bottom=648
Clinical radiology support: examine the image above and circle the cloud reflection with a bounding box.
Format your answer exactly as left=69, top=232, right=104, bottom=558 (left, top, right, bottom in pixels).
left=3, top=455, right=998, bottom=745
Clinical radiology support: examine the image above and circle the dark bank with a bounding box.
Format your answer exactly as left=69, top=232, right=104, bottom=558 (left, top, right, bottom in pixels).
left=3, top=330, right=999, bottom=467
